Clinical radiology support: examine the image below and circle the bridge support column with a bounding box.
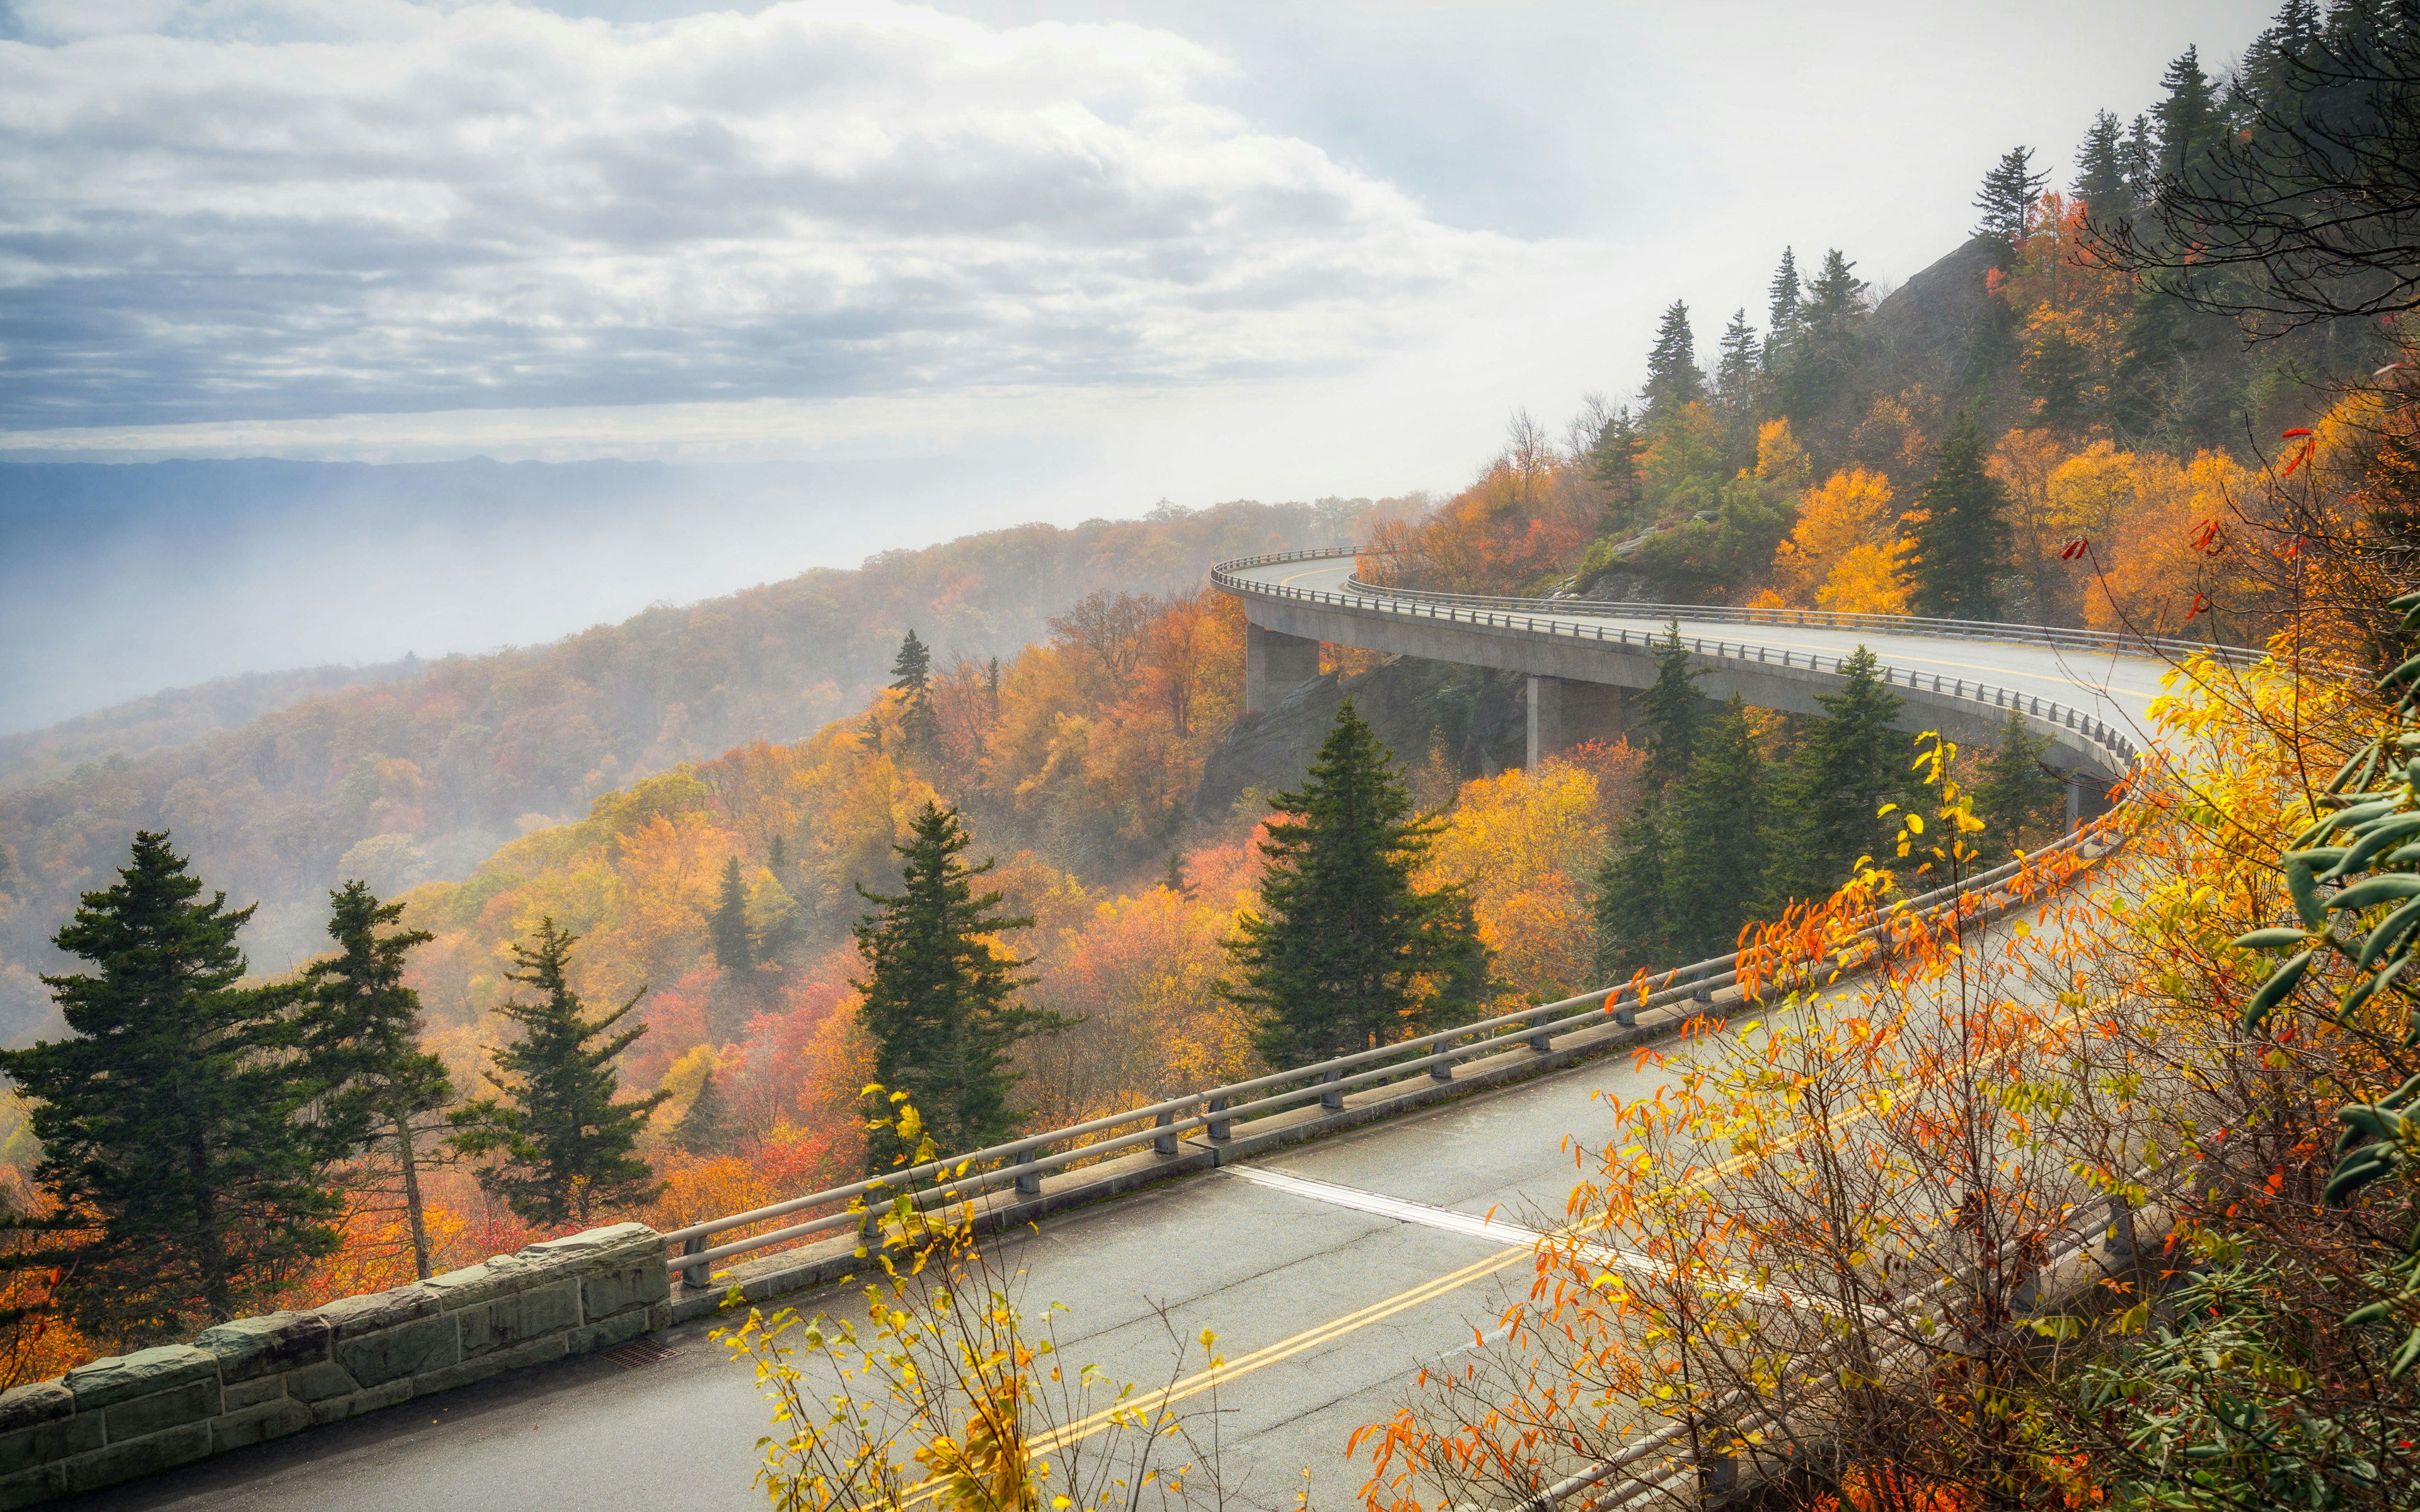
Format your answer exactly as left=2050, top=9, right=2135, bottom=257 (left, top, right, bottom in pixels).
left=1245, top=623, right=1322, bottom=715
left=1526, top=677, right=1632, bottom=770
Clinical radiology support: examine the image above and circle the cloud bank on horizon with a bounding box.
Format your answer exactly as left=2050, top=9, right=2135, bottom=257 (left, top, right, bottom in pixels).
left=0, top=0, right=1515, bottom=434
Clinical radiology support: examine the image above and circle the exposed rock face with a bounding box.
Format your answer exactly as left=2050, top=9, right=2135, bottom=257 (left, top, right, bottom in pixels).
left=1192, top=655, right=1524, bottom=819
left=1858, top=235, right=2015, bottom=406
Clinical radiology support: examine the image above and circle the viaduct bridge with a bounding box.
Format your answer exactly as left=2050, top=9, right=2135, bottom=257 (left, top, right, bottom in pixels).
left=72, top=556, right=2189, bottom=1512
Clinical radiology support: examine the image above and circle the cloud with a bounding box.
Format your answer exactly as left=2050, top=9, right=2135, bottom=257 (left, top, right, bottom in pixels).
left=0, top=0, right=1510, bottom=428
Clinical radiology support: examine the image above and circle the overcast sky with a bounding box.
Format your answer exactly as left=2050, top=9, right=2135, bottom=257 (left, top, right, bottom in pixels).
left=0, top=0, right=2280, bottom=728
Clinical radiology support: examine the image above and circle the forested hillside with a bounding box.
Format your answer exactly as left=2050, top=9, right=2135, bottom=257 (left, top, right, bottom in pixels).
left=0, top=498, right=1381, bottom=1041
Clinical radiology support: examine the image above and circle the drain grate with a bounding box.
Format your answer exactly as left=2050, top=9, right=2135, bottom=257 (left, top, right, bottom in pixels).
left=603, top=1338, right=675, bottom=1370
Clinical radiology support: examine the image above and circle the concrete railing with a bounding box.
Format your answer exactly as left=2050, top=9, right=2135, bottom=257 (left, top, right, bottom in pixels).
left=0, top=1224, right=668, bottom=1508
left=1212, top=545, right=2264, bottom=667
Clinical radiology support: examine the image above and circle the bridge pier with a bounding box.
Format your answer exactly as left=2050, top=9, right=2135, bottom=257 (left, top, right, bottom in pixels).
left=1245, top=624, right=1322, bottom=715
left=1526, top=676, right=1632, bottom=770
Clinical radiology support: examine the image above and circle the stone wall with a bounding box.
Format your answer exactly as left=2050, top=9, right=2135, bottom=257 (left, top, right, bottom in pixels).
left=0, top=1222, right=667, bottom=1508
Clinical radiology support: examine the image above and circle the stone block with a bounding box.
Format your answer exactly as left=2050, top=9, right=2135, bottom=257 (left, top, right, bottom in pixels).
left=57, top=1422, right=211, bottom=1496
left=0, top=1406, right=99, bottom=1478
left=333, top=1310, right=456, bottom=1388
left=103, top=1380, right=220, bottom=1441
left=210, top=1397, right=314, bottom=1453
left=318, top=1283, right=439, bottom=1340
left=646, top=1302, right=673, bottom=1332
left=195, top=1310, right=330, bottom=1382
left=281, top=1361, right=361, bottom=1405
left=220, top=1375, right=287, bottom=1411
left=424, top=1253, right=546, bottom=1310
left=521, top=1222, right=659, bottom=1276
left=580, top=1253, right=669, bottom=1323
left=305, top=1378, right=412, bottom=1429
left=458, top=1280, right=578, bottom=1359
left=0, top=1383, right=68, bottom=1437
left=63, top=1345, right=217, bottom=1413
left=0, top=1465, right=60, bottom=1512
left=410, top=1333, right=564, bottom=1397
left=567, top=1309, right=651, bottom=1356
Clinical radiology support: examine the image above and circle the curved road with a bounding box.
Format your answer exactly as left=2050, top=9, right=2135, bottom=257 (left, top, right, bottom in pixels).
left=91, top=571, right=2180, bottom=1512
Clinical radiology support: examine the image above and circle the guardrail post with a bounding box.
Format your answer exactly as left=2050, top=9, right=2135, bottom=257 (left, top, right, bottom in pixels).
left=1695, top=1419, right=1737, bottom=1497
left=1429, top=1047, right=1455, bottom=1081
left=1015, top=1145, right=1042, bottom=1196
left=1613, top=1002, right=1636, bottom=1027
left=1526, top=1016, right=1553, bottom=1052
left=2104, top=1195, right=2136, bottom=1261
left=680, top=1233, right=709, bottom=1291
left=1206, top=1096, right=1231, bottom=1140
left=1320, top=1068, right=1344, bottom=1111
left=1153, top=1109, right=1178, bottom=1156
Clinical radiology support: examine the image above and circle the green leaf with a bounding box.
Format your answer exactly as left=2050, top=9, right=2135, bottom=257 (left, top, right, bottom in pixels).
left=2325, top=1148, right=2397, bottom=1206
left=2330, top=874, right=2420, bottom=913
left=2231, top=927, right=2312, bottom=951
left=2244, top=950, right=2314, bottom=1031
left=2329, top=812, right=2420, bottom=876
left=2358, top=897, right=2420, bottom=973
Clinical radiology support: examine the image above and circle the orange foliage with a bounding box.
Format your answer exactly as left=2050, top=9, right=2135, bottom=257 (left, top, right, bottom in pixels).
left=1772, top=469, right=1910, bottom=614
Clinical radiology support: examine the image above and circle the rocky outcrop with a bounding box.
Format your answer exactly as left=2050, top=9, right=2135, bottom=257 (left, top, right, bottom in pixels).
left=1193, top=655, right=1524, bottom=818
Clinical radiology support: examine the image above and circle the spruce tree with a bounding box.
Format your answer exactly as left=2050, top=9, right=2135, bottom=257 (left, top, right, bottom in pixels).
left=449, top=920, right=667, bottom=1226
left=1641, top=301, right=1706, bottom=421
left=1766, top=247, right=1801, bottom=336
left=0, top=832, right=340, bottom=1337
left=1715, top=310, right=1760, bottom=404
left=710, top=855, right=753, bottom=976
left=852, top=803, right=1049, bottom=1162
left=1640, top=623, right=1710, bottom=789
left=673, top=1067, right=733, bottom=1154
left=1762, top=649, right=1914, bottom=908
left=1222, top=702, right=1489, bottom=1066
left=1775, top=250, right=1868, bottom=418
left=1591, top=808, right=1674, bottom=981
left=1658, top=697, right=1769, bottom=962
left=2156, top=45, right=2220, bottom=174
left=1906, top=412, right=2014, bottom=619
left=1971, top=712, right=2067, bottom=862
left=1587, top=404, right=1648, bottom=530
left=1974, top=146, right=2049, bottom=249
left=2073, top=110, right=2131, bottom=215
left=891, top=629, right=940, bottom=755
left=300, top=881, right=454, bottom=1280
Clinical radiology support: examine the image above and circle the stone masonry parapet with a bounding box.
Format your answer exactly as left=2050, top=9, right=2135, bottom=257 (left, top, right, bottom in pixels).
left=0, top=1222, right=669, bottom=1508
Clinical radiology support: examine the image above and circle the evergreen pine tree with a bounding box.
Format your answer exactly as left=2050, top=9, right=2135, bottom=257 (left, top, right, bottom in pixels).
left=1715, top=309, right=1760, bottom=404
left=852, top=803, right=1050, bottom=1162
left=2074, top=110, right=2131, bottom=215
left=1971, top=712, right=2067, bottom=862
left=1762, top=649, right=1914, bottom=908
left=1802, top=249, right=1867, bottom=330
left=1906, top=413, right=2013, bottom=619
left=300, top=881, right=454, bottom=1280
left=1775, top=250, right=1869, bottom=418
left=1974, top=146, right=2050, bottom=249
left=672, top=1067, right=732, bottom=1154
left=1766, top=247, right=1802, bottom=336
left=2156, top=45, right=2220, bottom=173
left=1658, top=697, right=1769, bottom=962
left=1590, top=808, right=1674, bottom=981
left=0, top=832, right=340, bottom=1337
left=891, top=629, right=940, bottom=755
left=1640, top=623, right=1710, bottom=789
left=1221, top=702, right=1489, bottom=1066
left=1587, top=405, right=1648, bottom=530
left=449, top=920, right=667, bottom=1225
left=1641, top=301, right=1706, bottom=421
left=2121, top=112, right=2157, bottom=188
left=710, top=855, right=753, bottom=976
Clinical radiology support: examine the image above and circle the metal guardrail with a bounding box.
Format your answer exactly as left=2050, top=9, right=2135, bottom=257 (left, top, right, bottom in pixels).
left=1213, top=549, right=2145, bottom=767
left=659, top=810, right=2123, bottom=1288
left=1212, top=544, right=2264, bottom=667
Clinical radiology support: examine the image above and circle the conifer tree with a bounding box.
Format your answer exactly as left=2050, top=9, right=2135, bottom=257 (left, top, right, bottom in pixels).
left=2073, top=110, right=2131, bottom=215
left=891, top=629, right=940, bottom=755
left=852, top=803, right=1049, bottom=1163
left=0, top=832, right=340, bottom=1337
left=1766, top=247, right=1801, bottom=336
left=1906, top=412, right=2014, bottom=619
left=1715, top=309, right=1761, bottom=404
left=1590, top=808, right=1674, bottom=981
left=1971, top=712, right=2067, bottom=861
left=1640, top=624, right=1710, bottom=789
left=1974, top=146, right=2049, bottom=249
left=673, top=1067, right=732, bottom=1154
left=1658, top=697, right=1770, bottom=961
left=1641, top=301, right=1706, bottom=421
left=1762, top=649, right=1913, bottom=908
left=1587, top=405, right=1648, bottom=529
left=449, top=919, right=666, bottom=1226
left=1801, top=249, right=1867, bottom=331
left=710, top=854, right=753, bottom=976
left=1775, top=250, right=1868, bottom=418
left=2156, top=46, right=2220, bottom=174
left=300, top=881, right=454, bottom=1280
left=1222, top=702, right=1489, bottom=1066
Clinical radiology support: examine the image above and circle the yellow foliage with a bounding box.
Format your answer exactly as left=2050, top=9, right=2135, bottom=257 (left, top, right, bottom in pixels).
left=1425, top=759, right=1610, bottom=1002
left=1772, top=469, right=1908, bottom=612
